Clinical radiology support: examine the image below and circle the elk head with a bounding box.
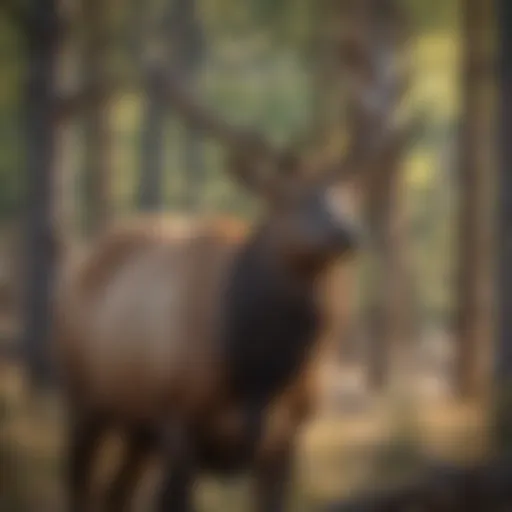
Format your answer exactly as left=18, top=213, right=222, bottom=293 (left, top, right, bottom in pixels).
left=152, top=64, right=415, bottom=277
left=225, top=136, right=364, bottom=277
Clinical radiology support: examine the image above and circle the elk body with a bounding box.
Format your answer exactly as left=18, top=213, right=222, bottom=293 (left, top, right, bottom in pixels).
left=53, top=167, right=361, bottom=512
left=51, top=26, right=412, bottom=506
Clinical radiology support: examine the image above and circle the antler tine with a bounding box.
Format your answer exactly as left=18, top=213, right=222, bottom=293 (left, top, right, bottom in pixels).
left=334, top=108, right=425, bottom=181
left=332, top=0, right=414, bottom=182
left=150, top=67, right=254, bottom=151
left=152, top=66, right=303, bottom=181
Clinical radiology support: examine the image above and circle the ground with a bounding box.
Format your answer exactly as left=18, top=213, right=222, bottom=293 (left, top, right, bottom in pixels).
left=0, top=340, right=491, bottom=512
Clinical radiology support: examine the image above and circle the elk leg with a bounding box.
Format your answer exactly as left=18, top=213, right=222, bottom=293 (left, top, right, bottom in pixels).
left=244, top=405, right=265, bottom=458
left=252, top=442, right=295, bottom=512
left=67, top=410, right=106, bottom=512
left=105, top=425, right=156, bottom=511
left=157, top=423, right=196, bottom=512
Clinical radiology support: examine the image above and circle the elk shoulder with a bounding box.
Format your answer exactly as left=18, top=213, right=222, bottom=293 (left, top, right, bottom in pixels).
left=53, top=214, right=248, bottom=422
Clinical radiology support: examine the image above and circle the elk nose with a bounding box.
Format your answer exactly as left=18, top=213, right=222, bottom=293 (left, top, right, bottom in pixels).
left=321, top=186, right=365, bottom=253
left=335, top=220, right=365, bottom=253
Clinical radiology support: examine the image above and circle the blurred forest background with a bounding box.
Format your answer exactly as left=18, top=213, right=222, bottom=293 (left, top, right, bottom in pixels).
left=0, top=0, right=502, bottom=510
left=0, top=0, right=466, bottom=318
left=0, top=0, right=495, bottom=393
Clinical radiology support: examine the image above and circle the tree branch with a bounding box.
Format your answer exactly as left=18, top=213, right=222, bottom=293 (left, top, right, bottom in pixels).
left=54, top=55, right=301, bottom=191
left=150, top=64, right=305, bottom=191
left=54, top=73, right=127, bottom=122
left=326, top=106, right=427, bottom=186
left=55, top=88, right=104, bottom=122
left=153, top=67, right=268, bottom=154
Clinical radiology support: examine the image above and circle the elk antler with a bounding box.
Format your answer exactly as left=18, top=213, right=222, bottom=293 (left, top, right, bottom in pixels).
left=330, top=0, right=421, bottom=185
left=147, top=65, right=301, bottom=194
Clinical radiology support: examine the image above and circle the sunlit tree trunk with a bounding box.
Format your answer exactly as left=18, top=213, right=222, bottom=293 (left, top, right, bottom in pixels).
left=365, top=178, right=394, bottom=390
left=455, top=0, right=494, bottom=400
left=365, top=131, right=414, bottom=392
left=336, top=0, right=415, bottom=391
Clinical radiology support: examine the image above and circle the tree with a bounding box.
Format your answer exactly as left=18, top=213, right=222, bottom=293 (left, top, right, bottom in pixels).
left=54, top=0, right=82, bottom=240
left=171, top=0, right=205, bottom=211
left=82, top=0, right=112, bottom=234
left=20, top=0, right=61, bottom=387
left=0, top=0, right=121, bottom=386
left=496, top=0, right=512, bottom=445
left=336, top=0, right=417, bottom=391
left=136, top=0, right=204, bottom=212
left=135, top=0, right=167, bottom=212
left=454, top=0, right=494, bottom=399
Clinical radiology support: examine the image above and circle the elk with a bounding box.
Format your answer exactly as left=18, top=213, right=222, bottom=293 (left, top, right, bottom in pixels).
left=53, top=36, right=413, bottom=509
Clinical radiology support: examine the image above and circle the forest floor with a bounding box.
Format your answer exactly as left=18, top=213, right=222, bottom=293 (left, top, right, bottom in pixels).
left=0, top=337, right=493, bottom=512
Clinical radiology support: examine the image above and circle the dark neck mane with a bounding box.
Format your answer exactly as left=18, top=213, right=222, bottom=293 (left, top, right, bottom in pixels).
left=222, top=225, right=321, bottom=406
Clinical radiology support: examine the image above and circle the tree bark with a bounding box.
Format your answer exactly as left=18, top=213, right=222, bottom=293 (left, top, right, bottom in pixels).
left=182, top=126, right=204, bottom=211
left=495, top=0, right=512, bottom=446
left=22, top=0, right=60, bottom=388
left=365, top=176, right=395, bottom=390
left=455, top=0, right=494, bottom=400
left=335, top=0, right=415, bottom=391
left=54, top=3, right=81, bottom=241
left=136, top=0, right=204, bottom=212
left=138, top=74, right=166, bottom=211
left=173, top=0, right=204, bottom=212
left=365, top=168, right=409, bottom=390
left=83, top=0, right=111, bottom=234
left=136, top=0, right=166, bottom=212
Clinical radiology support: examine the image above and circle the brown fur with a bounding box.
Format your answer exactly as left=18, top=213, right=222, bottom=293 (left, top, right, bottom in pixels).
left=53, top=204, right=354, bottom=511
left=54, top=215, right=248, bottom=419
left=54, top=211, right=326, bottom=425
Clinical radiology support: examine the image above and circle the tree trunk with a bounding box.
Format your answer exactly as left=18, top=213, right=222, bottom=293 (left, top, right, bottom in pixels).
left=138, top=70, right=166, bottom=211
left=182, top=126, right=204, bottom=211
left=54, top=4, right=81, bottom=240
left=172, top=0, right=204, bottom=212
left=455, top=0, right=494, bottom=400
left=83, top=0, right=111, bottom=234
left=22, top=0, right=60, bottom=388
left=136, top=0, right=166, bottom=212
left=495, top=0, right=512, bottom=446
left=335, top=0, right=414, bottom=391
left=365, top=178, right=394, bottom=390
left=365, top=143, right=417, bottom=392
left=136, top=0, right=204, bottom=212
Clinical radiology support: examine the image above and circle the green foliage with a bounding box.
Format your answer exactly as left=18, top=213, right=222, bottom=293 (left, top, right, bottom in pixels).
left=0, top=0, right=464, bottom=325
left=404, top=0, right=460, bottom=31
